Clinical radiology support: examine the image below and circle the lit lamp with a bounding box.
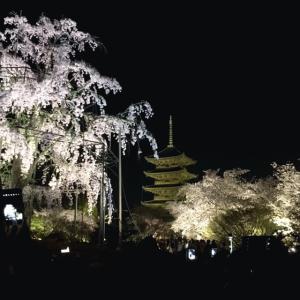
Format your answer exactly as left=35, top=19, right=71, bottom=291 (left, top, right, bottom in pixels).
left=187, top=248, right=196, bottom=261
left=61, top=246, right=70, bottom=254
left=228, top=234, right=233, bottom=254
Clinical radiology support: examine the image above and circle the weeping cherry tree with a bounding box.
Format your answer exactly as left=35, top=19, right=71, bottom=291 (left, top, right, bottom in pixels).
left=0, top=14, right=157, bottom=235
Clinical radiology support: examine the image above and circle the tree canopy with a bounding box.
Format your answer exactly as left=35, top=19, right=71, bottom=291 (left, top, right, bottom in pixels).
left=0, top=14, right=157, bottom=226
left=166, top=165, right=300, bottom=247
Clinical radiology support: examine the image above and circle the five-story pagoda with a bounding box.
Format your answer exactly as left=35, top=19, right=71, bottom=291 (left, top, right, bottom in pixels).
left=142, top=116, right=197, bottom=207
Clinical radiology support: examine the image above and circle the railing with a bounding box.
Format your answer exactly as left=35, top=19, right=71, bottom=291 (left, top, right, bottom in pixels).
left=0, top=66, right=36, bottom=91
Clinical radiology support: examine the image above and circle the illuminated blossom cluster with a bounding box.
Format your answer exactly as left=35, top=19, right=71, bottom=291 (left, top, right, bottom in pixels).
left=0, top=121, right=36, bottom=174
left=167, top=163, right=300, bottom=244
left=167, top=169, right=275, bottom=240
left=272, top=163, right=300, bottom=235
left=0, top=14, right=157, bottom=222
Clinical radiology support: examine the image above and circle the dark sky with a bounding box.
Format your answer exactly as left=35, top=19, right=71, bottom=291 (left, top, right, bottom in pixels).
left=1, top=3, right=299, bottom=203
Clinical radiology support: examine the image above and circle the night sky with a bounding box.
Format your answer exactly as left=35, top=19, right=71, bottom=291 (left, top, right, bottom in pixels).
left=1, top=3, right=299, bottom=205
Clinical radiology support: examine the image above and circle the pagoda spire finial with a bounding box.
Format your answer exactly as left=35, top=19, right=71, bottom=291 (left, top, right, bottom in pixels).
left=168, top=115, right=173, bottom=147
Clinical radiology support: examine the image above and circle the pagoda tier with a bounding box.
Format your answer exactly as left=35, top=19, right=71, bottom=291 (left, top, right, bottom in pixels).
left=145, top=152, right=196, bottom=169
left=143, top=184, right=179, bottom=200
left=142, top=115, right=197, bottom=208
left=144, top=168, right=197, bottom=185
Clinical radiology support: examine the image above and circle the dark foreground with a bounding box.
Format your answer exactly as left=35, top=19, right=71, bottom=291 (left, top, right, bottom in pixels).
left=0, top=238, right=299, bottom=297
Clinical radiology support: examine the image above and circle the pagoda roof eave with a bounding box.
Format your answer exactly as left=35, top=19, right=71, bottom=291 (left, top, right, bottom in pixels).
left=144, top=168, right=197, bottom=179
left=141, top=201, right=166, bottom=208
left=143, top=185, right=180, bottom=196
left=145, top=152, right=196, bottom=167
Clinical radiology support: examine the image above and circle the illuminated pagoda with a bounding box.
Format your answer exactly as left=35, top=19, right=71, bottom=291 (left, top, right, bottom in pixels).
left=142, top=116, right=197, bottom=207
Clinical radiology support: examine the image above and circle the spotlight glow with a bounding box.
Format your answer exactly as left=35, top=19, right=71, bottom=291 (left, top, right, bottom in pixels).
left=61, top=246, right=70, bottom=254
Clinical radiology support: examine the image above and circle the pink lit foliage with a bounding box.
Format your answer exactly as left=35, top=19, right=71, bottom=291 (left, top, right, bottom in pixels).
left=167, top=169, right=277, bottom=242
left=272, top=163, right=300, bottom=236
left=0, top=14, right=157, bottom=225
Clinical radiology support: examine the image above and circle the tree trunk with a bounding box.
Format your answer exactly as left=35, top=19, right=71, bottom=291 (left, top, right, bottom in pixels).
left=10, top=155, right=23, bottom=188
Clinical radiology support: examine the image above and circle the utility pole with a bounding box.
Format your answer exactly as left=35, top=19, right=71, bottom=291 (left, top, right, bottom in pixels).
left=74, top=190, right=78, bottom=237
left=74, top=192, right=78, bottom=222
left=118, top=129, right=122, bottom=248
left=102, top=150, right=105, bottom=243
left=98, top=148, right=105, bottom=246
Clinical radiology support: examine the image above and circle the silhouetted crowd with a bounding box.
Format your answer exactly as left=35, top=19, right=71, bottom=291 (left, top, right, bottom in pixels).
left=1, top=221, right=300, bottom=297
left=155, top=236, right=230, bottom=260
